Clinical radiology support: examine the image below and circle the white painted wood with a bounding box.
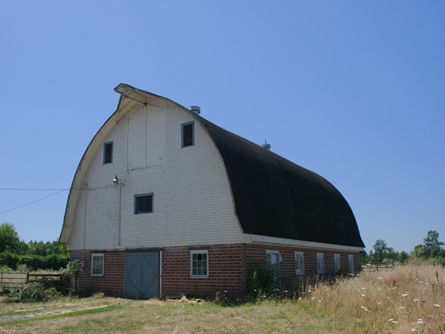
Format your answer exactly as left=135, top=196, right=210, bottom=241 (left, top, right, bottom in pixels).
left=66, top=97, right=247, bottom=250
left=248, top=234, right=364, bottom=252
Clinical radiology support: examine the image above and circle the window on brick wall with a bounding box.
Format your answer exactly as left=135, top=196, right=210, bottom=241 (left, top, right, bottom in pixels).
left=134, top=193, right=153, bottom=214
left=103, top=141, right=113, bottom=164
left=348, top=254, right=355, bottom=274
left=91, top=253, right=104, bottom=276
left=334, top=254, right=341, bottom=273
left=294, top=251, right=304, bottom=276
left=266, top=250, right=281, bottom=286
left=190, top=250, right=208, bottom=278
left=181, top=121, right=194, bottom=147
left=316, top=252, right=325, bottom=274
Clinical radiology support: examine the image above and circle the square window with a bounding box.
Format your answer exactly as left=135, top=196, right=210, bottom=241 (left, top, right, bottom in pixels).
left=103, top=142, right=113, bottom=164
left=91, top=253, right=104, bottom=276
left=316, top=252, right=325, bottom=274
left=181, top=122, right=194, bottom=147
left=190, top=250, right=208, bottom=278
left=134, top=193, right=153, bottom=214
left=295, top=251, right=305, bottom=276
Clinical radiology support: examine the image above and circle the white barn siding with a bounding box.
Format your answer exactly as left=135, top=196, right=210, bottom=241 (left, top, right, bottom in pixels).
left=68, top=103, right=246, bottom=250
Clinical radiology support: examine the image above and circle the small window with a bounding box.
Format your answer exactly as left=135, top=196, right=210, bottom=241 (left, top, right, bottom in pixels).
left=334, top=254, right=341, bottom=272
left=295, top=251, right=305, bottom=276
left=348, top=254, right=355, bottom=274
left=266, top=250, right=281, bottom=285
left=181, top=122, right=194, bottom=147
left=103, top=142, right=113, bottom=164
left=316, top=252, right=325, bottom=274
left=91, top=253, right=104, bottom=276
left=190, top=250, right=208, bottom=278
left=134, top=193, right=153, bottom=214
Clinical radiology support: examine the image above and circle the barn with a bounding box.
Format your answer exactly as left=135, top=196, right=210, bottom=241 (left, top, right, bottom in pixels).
left=59, top=84, right=365, bottom=299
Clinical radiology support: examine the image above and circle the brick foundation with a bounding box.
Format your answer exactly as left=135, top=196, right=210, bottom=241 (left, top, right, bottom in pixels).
left=70, top=244, right=361, bottom=298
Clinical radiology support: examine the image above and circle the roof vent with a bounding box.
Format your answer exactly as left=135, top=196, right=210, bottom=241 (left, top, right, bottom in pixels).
left=190, top=105, right=201, bottom=115
left=262, top=140, right=271, bottom=150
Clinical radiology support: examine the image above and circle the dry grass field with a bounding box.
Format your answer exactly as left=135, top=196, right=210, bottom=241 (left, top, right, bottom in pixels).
left=0, top=265, right=443, bottom=333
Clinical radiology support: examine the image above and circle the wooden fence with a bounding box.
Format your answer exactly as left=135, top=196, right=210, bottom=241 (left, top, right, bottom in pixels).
left=0, top=272, right=62, bottom=290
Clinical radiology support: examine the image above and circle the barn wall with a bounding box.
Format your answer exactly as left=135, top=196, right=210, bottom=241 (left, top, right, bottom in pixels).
left=70, top=245, right=361, bottom=298
left=69, top=103, right=246, bottom=250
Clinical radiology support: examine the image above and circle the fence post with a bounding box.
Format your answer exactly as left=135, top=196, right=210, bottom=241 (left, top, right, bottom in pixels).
left=1, top=272, right=3, bottom=288
left=26, top=272, right=29, bottom=283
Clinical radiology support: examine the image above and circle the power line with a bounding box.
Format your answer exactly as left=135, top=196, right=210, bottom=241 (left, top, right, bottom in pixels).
left=0, top=188, right=70, bottom=191
left=0, top=190, right=67, bottom=215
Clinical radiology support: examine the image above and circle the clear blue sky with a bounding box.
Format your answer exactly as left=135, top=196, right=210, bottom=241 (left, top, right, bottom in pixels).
left=1, top=1, right=444, bottom=252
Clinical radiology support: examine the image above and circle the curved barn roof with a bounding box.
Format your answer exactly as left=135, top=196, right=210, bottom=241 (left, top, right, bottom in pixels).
left=60, top=84, right=364, bottom=248
left=198, top=117, right=365, bottom=248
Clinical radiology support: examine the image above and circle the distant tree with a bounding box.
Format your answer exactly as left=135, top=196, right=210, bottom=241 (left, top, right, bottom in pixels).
left=372, top=239, right=389, bottom=266
left=0, top=223, right=21, bottom=253
left=423, top=230, right=444, bottom=250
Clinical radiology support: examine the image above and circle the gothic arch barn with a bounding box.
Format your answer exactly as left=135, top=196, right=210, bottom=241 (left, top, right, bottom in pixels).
left=60, top=84, right=364, bottom=299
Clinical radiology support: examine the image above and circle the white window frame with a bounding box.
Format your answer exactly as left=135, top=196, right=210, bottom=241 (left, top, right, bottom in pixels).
left=294, top=251, right=305, bottom=276
left=334, top=253, right=341, bottom=272
left=190, top=250, right=208, bottom=278
left=348, top=254, right=355, bottom=274
left=316, top=252, right=325, bottom=274
left=90, top=253, right=104, bottom=277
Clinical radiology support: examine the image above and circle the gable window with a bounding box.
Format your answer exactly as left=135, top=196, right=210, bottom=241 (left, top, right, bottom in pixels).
left=134, top=193, right=153, bottom=214
left=91, top=253, right=104, bottom=276
left=294, top=251, right=305, bottom=276
left=334, top=254, right=341, bottom=272
left=316, top=252, right=325, bottom=274
left=348, top=254, right=355, bottom=274
left=103, top=142, right=113, bottom=164
left=190, top=250, right=208, bottom=278
left=181, top=121, right=194, bottom=147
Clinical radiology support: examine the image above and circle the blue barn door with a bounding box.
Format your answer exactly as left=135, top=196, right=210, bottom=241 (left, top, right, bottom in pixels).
left=125, top=252, right=159, bottom=299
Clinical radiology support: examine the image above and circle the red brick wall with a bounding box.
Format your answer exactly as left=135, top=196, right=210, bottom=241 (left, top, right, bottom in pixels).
left=70, top=244, right=361, bottom=298
left=162, top=244, right=245, bottom=298
left=244, top=244, right=361, bottom=290
left=70, top=250, right=125, bottom=297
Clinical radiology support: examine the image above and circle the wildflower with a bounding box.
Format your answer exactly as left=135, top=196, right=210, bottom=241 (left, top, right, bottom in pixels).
left=411, top=328, right=416, bottom=332
left=416, top=319, right=424, bottom=325
left=401, top=293, right=408, bottom=297
left=361, top=294, right=366, bottom=297
left=399, top=306, right=405, bottom=310
left=360, top=305, right=368, bottom=312
left=388, top=319, right=394, bottom=322
left=433, top=304, right=441, bottom=308
left=413, top=298, right=420, bottom=303
left=392, top=320, right=399, bottom=325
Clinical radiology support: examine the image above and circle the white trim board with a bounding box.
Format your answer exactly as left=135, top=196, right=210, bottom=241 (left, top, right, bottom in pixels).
left=248, top=234, right=364, bottom=252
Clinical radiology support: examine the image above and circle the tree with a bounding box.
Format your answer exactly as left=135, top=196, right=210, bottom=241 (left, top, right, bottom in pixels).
left=0, top=223, right=21, bottom=253
left=423, top=230, right=444, bottom=250
left=372, top=239, right=389, bottom=265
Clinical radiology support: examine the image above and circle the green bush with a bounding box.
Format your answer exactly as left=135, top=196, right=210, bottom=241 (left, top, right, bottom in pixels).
left=8, top=282, right=60, bottom=302
left=247, top=264, right=275, bottom=299
left=0, top=251, right=20, bottom=270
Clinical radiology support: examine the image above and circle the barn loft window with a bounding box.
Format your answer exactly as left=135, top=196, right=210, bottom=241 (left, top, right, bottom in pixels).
left=190, top=250, right=208, bottom=278
left=348, top=254, right=355, bottom=274
left=103, top=141, right=113, bottom=164
left=91, top=253, right=104, bottom=276
left=316, top=252, right=325, bottom=274
left=181, top=121, right=194, bottom=147
left=334, top=254, right=341, bottom=272
left=134, top=193, right=153, bottom=214
left=294, top=251, right=304, bottom=276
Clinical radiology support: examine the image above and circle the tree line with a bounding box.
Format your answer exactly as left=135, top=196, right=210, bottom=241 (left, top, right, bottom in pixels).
left=0, top=223, right=68, bottom=271
left=363, top=230, right=445, bottom=266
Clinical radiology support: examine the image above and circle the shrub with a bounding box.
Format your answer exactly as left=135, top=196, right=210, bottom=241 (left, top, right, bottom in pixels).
left=7, top=282, right=60, bottom=302
left=247, top=264, right=275, bottom=299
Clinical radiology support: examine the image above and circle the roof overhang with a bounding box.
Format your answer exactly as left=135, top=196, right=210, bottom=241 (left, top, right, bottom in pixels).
left=248, top=234, right=364, bottom=252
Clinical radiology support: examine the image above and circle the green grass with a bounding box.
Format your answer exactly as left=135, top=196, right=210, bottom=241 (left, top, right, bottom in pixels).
left=14, top=304, right=123, bottom=324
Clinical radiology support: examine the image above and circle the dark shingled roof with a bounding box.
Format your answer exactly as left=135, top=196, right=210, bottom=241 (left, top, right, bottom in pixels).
left=198, top=117, right=365, bottom=248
